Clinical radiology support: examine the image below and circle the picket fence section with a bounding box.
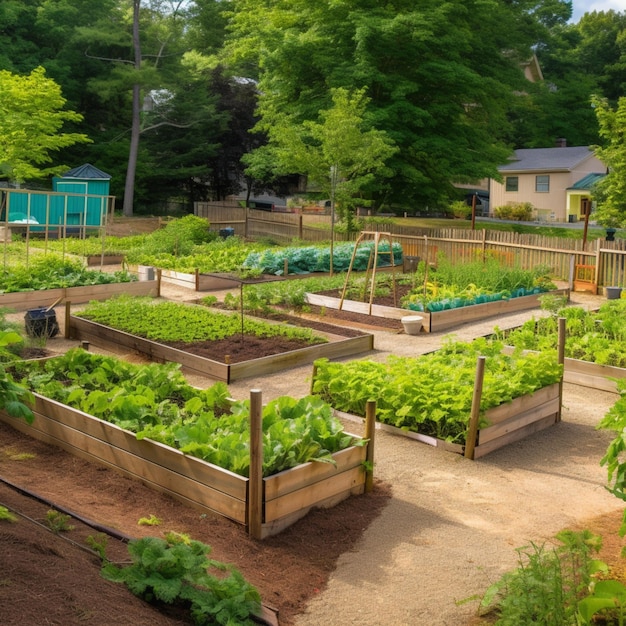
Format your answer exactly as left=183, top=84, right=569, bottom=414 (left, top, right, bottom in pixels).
left=194, top=202, right=626, bottom=289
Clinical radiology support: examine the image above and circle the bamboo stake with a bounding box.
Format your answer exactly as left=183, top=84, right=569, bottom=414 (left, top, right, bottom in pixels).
left=365, top=400, right=376, bottom=492
left=464, top=356, right=486, bottom=460
left=248, top=388, right=263, bottom=539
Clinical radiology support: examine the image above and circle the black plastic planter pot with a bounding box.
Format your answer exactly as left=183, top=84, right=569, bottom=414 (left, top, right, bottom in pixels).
left=24, top=307, right=60, bottom=338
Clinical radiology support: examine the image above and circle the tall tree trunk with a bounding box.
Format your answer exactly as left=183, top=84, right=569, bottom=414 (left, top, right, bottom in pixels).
left=122, top=0, right=142, bottom=217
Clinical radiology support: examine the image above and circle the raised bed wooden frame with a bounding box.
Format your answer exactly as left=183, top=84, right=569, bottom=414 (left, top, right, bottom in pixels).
left=0, top=393, right=369, bottom=538
left=336, top=382, right=561, bottom=460
left=67, top=309, right=374, bottom=383
left=143, top=265, right=399, bottom=292
left=304, top=288, right=570, bottom=333
left=0, top=279, right=159, bottom=311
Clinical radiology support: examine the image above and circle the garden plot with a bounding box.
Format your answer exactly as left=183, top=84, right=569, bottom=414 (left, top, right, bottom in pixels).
left=312, top=337, right=564, bottom=459
left=0, top=256, right=156, bottom=310
left=305, top=256, right=567, bottom=333
left=68, top=296, right=373, bottom=382
left=3, top=350, right=371, bottom=538
left=496, top=299, right=626, bottom=393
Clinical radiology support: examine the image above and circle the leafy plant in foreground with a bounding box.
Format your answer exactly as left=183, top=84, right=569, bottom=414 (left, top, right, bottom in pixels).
left=480, top=530, right=602, bottom=625
left=101, top=534, right=261, bottom=625
left=0, top=506, right=17, bottom=522
left=45, top=510, right=74, bottom=533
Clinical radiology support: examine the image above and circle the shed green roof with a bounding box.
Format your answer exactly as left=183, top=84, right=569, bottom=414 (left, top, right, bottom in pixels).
left=61, top=163, right=111, bottom=180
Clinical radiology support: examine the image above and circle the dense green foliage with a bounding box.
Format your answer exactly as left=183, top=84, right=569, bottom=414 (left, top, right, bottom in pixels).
left=102, top=533, right=262, bottom=625
left=4, top=0, right=623, bottom=213
left=480, top=530, right=603, bottom=625
left=0, top=256, right=135, bottom=293
left=76, top=296, right=326, bottom=345
left=312, top=337, right=562, bottom=443
left=496, top=298, right=626, bottom=368
left=0, top=66, right=90, bottom=182
left=219, top=274, right=347, bottom=314
left=11, top=348, right=361, bottom=477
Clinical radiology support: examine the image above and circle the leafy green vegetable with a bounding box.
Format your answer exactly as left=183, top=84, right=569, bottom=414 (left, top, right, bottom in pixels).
left=0, top=256, right=135, bottom=294
left=12, top=349, right=360, bottom=476
left=312, top=337, right=562, bottom=443
left=101, top=534, right=261, bottom=625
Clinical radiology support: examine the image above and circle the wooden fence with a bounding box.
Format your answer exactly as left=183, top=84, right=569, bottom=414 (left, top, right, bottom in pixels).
left=195, top=202, right=626, bottom=290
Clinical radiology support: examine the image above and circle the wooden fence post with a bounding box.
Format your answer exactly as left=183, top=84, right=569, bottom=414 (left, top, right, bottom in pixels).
left=248, top=388, right=263, bottom=539
left=156, top=268, right=162, bottom=297
left=557, top=317, right=566, bottom=422
left=64, top=301, right=71, bottom=340
left=465, top=356, right=486, bottom=460
left=365, top=400, right=376, bottom=492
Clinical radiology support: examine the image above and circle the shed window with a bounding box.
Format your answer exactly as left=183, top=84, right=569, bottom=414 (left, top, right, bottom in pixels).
left=536, top=175, right=550, bottom=192
left=505, top=176, right=518, bottom=192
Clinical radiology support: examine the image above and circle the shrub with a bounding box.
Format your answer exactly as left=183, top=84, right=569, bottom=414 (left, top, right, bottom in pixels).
left=494, top=202, right=534, bottom=221
left=449, top=200, right=472, bottom=219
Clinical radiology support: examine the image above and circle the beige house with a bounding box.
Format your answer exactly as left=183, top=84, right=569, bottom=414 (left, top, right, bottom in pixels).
left=490, top=145, right=607, bottom=222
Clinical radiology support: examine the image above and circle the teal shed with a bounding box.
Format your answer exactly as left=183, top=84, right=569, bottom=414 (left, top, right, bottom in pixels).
left=1, top=164, right=112, bottom=232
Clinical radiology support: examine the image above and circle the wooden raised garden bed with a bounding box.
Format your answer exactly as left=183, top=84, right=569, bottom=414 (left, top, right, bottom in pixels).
left=337, top=382, right=561, bottom=460
left=142, top=265, right=399, bottom=292
left=86, top=254, right=126, bottom=266
left=0, top=279, right=159, bottom=311
left=0, top=393, right=369, bottom=539
left=67, top=311, right=374, bottom=383
left=305, top=288, right=570, bottom=333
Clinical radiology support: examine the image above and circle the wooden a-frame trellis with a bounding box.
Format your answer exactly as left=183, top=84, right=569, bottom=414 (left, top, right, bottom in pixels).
left=339, top=231, right=397, bottom=315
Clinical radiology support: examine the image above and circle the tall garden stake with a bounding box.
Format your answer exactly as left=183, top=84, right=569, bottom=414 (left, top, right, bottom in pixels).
left=557, top=317, right=566, bottom=422
left=365, top=400, right=376, bottom=492
left=248, top=388, right=263, bottom=539
left=465, top=355, right=486, bottom=460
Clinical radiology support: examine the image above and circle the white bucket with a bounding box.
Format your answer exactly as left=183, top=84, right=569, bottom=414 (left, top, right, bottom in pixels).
left=138, top=265, right=155, bottom=281
left=401, top=315, right=423, bottom=335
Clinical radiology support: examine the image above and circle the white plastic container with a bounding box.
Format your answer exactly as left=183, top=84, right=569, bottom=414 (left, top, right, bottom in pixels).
left=401, top=315, right=423, bottom=335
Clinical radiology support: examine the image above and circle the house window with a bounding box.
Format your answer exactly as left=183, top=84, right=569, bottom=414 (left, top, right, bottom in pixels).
left=505, top=176, right=518, bottom=192
left=536, top=175, right=550, bottom=192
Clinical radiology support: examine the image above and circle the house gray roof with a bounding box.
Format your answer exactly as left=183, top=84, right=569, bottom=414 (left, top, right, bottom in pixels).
left=568, top=172, right=605, bottom=190
left=61, top=163, right=111, bottom=180
left=499, top=146, right=596, bottom=173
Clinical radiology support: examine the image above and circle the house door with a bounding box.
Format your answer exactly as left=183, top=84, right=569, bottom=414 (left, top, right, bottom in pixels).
left=581, top=197, right=591, bottom=217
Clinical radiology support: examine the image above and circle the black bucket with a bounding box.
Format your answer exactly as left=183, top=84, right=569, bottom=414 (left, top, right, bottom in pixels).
left=24, top=307, right=60, bottom=339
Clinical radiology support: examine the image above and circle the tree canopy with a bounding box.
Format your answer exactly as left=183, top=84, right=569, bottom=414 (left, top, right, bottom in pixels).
left=0, top=0, right=624, bottom=214
left=0, top=66, right=90, bottom=183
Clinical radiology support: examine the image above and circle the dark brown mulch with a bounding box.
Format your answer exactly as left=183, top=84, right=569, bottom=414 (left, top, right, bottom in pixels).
left=163, top=334, right=324, bottom=364
left=0, top=420, right=392, bottom=626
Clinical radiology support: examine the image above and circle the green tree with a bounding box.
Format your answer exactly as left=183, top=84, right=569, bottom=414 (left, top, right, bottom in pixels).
left=0, top=66, right=90, bottom=183
left=246, top=87, right=396, bottom=270
left=225, top=0, right=568, bottom=209
left=590, top=94, right=626, bottom=228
